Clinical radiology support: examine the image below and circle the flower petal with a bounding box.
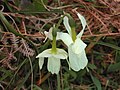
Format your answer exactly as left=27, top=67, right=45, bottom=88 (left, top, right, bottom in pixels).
left=39, top=57, right=44, bottom=70
left=36, top=49, right=52, bottom=58
left=47, top=57, right=60, bottom=74
left=59, top=32, right=73, bottom=47
left=63, top=16, right=72, bottom=36
left=72, top=38, right=87, bottom=54
left=77, top=50, right=88, bottom=69
left=44, top=27, right=64, bottom=40
left=44, top=27, right=53, bottom=40
left=77, top=13, right=87, bottom=38
left=68, top=44, right=88, bottom=71
left=54, top=48, right=68, bottom=59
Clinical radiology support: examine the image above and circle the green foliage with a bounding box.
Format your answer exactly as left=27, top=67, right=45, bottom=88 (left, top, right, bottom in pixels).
left=33, top=85, right=42, bottom=90
left=89, top=71, right=102, bottom=90
left=19, top=0, right=47, bottom=12
left=107, top=62, right=120, bottom=72
left=0, top=67, right=13, bottom=81
left=97, top=41, right=120, bottom=51
left=87, top=63, right=97, bottom=70
left=115, top=50, right=120, bottom=62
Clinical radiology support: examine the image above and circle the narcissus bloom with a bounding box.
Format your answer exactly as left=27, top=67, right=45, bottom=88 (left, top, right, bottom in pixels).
left=58, top=13, right=88, bottom=71
left=36, top=26, right=68, bottom=74
left=36, top=48, right=67, bottom=74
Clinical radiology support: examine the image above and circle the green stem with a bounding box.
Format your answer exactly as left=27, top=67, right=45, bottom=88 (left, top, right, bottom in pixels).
left=0, top=11, right=38, bottom=54
left=71, top=27, right=76, bottom=42
left=57, top=74, right=61, bottom=90
left=55, top=16, right=64, bottom=30
left=50, top=14, right=66, bottom=54
left=52, top=37, right=57, bottom=53
left=4, top=0, right=13, bottom=12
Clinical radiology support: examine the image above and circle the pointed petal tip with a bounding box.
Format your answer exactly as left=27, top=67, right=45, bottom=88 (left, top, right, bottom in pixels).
left=63, top=16, right=72, bottom=36
left=39, top=57, right=44, bottom=70
left=36, top=55, right=39, bottom=58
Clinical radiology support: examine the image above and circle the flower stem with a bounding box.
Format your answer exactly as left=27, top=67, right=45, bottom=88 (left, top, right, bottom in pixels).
left=52, top=37, right=57, bottom=53
left=51, top=25, right=57, bottom=53
left=57, top=74, right=61, bottom=90
left=71, top=27, right=76, bottom=42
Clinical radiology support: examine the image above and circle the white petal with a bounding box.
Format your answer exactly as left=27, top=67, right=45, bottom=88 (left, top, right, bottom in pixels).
left=44, top=27, right=64, bottom=40
left=47, top=57, right=60, bottom=74
left=72, top=38, right=87, bottom=54
left=36, top=49, right=52, bottom=58
left=39, top=57, right=44, bottom=70
left=68, top=44, right=88, bottom=71
left=59, top=32, right=73, bottom=47
left=77, top=13, right=87, bottom=38
left=63, top=16, right=72, bottom=36
left=44, top=27, right=53, bottom=40
left=53, top=48, right=68, bottom=59
left=77, top=50, right=88, bottom=69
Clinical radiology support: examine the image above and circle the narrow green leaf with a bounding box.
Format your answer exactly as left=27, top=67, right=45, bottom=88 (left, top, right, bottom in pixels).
left=64, top=67, right=77, bottom=81
left=115, top=51, right=120, bottom=62
left=89, top=71, right=102, bottom=90
left=33, top=85, right=42, bottom=90
left=87, top=63, right=97, bottom=70
left=0, top=68, right=13, bottom=81
left=107, top=62, right=120, bottom=72
left=97, top=41, right=120, bottom=50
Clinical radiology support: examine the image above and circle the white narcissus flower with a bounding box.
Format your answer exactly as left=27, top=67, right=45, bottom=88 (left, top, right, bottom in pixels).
left=60, top=13, right=88, bottom=71
left=36, top=26, right=68, bottom=74
left=36, top=48, right=67, bottom=74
